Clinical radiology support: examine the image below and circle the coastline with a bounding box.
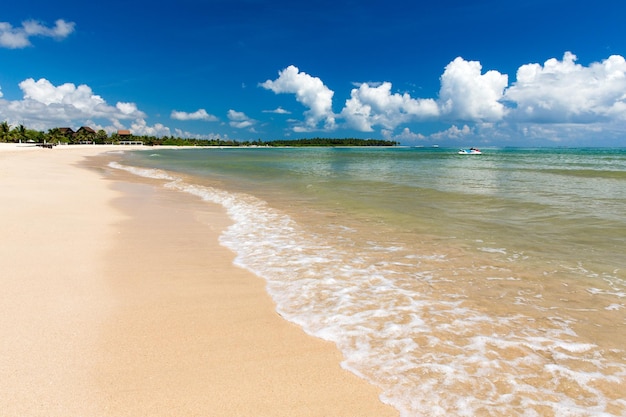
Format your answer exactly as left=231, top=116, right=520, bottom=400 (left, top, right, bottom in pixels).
left=0, top=144, right=397, bottom=416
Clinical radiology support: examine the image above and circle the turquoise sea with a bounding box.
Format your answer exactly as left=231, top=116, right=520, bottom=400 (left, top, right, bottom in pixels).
left=111, top=147, right=626, bottom=416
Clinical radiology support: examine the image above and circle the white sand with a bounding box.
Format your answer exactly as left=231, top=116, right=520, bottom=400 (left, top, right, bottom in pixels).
left=0, top=144, right=397, bottom=416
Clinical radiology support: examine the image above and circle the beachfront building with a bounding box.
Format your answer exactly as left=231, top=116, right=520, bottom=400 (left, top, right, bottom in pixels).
left=116, top=129, right=143, bottom=145
left=76, top=126, right=97, bottom=144
left=58, top=127, right=75, bottom=141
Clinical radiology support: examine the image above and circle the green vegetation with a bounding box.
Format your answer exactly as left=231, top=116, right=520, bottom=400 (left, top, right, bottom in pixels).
left=0, top=121, right=398, bottom=147
left=265, top=137, right=398, bottom=147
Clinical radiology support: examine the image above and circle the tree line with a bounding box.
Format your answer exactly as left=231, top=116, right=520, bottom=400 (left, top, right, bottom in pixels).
left=266, top=137, right=398, bottom=147
left=0, top=121, right=398, bottom=147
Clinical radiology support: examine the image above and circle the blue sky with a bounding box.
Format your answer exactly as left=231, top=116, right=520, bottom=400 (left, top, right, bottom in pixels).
left=2, top=0, right=626, bottom=146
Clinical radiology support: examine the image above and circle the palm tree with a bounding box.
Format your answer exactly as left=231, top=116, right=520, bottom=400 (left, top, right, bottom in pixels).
left=96, top=129, right=108, bottom=144
left=47, top=127, right=62, bottom=144
left=12, top=124, right=27, bottom=143
left=0, top=121, right=10, bottom=142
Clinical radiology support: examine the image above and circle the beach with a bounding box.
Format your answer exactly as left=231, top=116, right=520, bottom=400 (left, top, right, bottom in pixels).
left=0, top=144, right=397, bottom=417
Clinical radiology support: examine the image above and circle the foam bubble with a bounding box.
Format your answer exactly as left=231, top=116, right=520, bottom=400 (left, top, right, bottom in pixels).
left=108, top=161, right=177, bottom=180
left=479, top=246, right=507, bottom=254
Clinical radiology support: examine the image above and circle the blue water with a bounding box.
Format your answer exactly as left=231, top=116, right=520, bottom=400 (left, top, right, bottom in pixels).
left=110, top=147, right=626, bottom=416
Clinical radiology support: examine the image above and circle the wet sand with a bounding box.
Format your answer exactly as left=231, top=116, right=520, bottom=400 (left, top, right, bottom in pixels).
left=0, top=144, right=397, bottom=416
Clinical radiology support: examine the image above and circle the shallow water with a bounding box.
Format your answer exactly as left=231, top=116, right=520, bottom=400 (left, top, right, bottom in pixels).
left=111, top=147, right=626, bottom=416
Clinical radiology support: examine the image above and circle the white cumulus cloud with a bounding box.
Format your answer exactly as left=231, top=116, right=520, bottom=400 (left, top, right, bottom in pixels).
left=171, top=109, right=219, bottom=121
left=341, top=82, right=439, bottom=131
left=438, top=57, right=508, bottom=121
left=261, top=65, right=335, bottom=131
left=504, top=52, right=626, bottom=123
left=227, top=109, right=256, bottom=129
left=0, top=77, right=146, bottom=132
left=116, top=102, right=141, bottom=115
left=17, top=78, right=145, bottom=119
left=259, top=54, right=626, bottom=143
left=438, top=124, right=472, bottom=139
left=392, top=127, right=426, bottom=142
left=130, top=119, right=171, bottom=137
left=20, top=78, right=102, bottom=107
left=0, top=19, right=75, bottom=49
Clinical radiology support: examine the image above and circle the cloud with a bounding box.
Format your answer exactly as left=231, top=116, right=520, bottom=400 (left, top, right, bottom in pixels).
left=260, top=65, right=335, bottom=131
left=0, top=77, right=147, bottom=132
left=432, top=124, right=473, bottom=139
left=504, top=52, right=626, bottom=123
left=227, top=109, right=256, bottom=129
left=17, top=78, right=145, bottom=119
left=341, top=82, right=439, bottom=131
left=171, top=109, right=219, bottom=121
left=438, top=57, right=509, bottom=121
left=20, top=78, right=100, bottom=106
left=262, top=106, right=291, bottom=114
left=391, top=127, right=426, bottom=142
left=4, top=49, right=626, bottom=145
left=337, top=52, right=626, bottom=145
left=130, top=118, right=171, bottom=137
left=116, top=102, right=141, bottom=115
left=260, top=60, right=502, bottom=134
left=0, top=19, right=75, bottom=49
left=173, top=128, right=228, bottom=140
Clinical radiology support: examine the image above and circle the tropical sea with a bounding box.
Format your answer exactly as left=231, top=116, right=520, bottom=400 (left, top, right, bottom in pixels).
left=110, top=147, right=626, bottom=417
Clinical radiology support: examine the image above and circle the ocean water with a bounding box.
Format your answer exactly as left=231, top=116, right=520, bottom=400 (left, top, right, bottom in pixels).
left=110, top=147, right=626, bottom=416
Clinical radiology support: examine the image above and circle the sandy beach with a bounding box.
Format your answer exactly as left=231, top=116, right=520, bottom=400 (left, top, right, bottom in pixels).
left=0, top=144, right=397, bottom=417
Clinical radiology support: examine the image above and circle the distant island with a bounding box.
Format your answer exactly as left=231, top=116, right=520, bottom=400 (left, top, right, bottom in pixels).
left=261, top=138, right=398, bottom=147
left=0, top=121, right=398, bottom=147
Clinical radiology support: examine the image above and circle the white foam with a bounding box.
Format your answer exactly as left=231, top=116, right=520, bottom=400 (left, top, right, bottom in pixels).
left=108, top=161, right=177, bottom=180
left=479, top=246, right=507, bottom=254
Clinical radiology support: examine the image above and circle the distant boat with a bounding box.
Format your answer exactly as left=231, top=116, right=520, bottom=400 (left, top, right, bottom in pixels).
left=458, top=147, right=482, bottom=155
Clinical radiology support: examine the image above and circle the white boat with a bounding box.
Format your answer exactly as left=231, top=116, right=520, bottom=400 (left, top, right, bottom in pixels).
left=458, top=147, right=482, bottom=155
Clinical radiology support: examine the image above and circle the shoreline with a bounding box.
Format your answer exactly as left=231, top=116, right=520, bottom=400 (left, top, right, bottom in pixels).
left=0, top=144, right=397, bottom=416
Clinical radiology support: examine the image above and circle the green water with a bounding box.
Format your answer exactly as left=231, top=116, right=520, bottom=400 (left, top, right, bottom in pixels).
left=124, top=147, right=626, bottom=278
